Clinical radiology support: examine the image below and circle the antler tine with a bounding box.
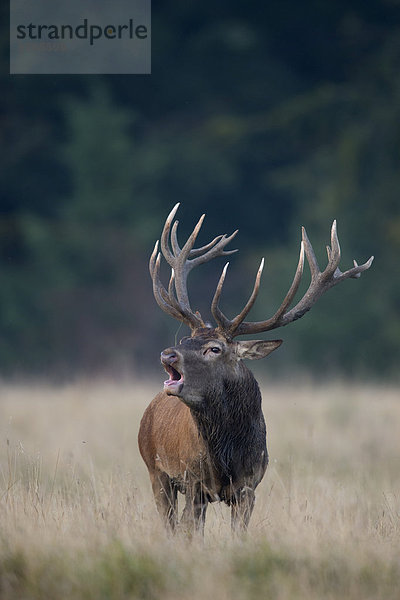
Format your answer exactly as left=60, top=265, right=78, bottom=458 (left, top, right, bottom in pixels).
left=232, top=240, right=305, bottom=337
left=170, top=221, right=181, bottom=257
left=149, top=242, right=175, bottom=308
left=211, top=263, right=232, bottom=331
left=212, top=257, right=271, bottom=337
left=149, top=240, right=159, bottom=277
left=170, top=213, right=205, bottom=316
left=189, top=230, right=239, bottom=269
left=335, top=255, right=374, bottom=281
left=179, top=214, right=206, bottom=264
left=301, top=226, right=320, bottom=280
left=189, top=235, right=224, bottom=258
left=160, top=202, right=180, bottom=266
left=168, top=268, right=176, bottom=300
left=322, top=220, right=341, bottom=279
left=228, top=258, right=265, bottom=333
left=265, top=240, right=305, bottom=323
left=167, top=268, right=184, bottom=313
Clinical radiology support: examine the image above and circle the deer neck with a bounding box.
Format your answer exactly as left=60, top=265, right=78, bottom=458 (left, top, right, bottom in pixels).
left=189, top=366, right=266, bottom=484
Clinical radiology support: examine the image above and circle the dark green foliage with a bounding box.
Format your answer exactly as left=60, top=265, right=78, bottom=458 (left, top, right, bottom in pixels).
left=0, top=544, right=167, bottom=600
left=79, top=542, right=167, bottom=600
left=232, top=543, right=400, bottom=599
left=1, top=1, right=399, bottom=377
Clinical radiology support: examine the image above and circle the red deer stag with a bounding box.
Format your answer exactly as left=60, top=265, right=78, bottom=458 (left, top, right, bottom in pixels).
left=138, top=204, right=373, bottom=534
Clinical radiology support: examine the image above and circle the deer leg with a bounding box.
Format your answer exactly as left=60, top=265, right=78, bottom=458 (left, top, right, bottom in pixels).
left=150, top=470, right=178, bottom=531
left=231, top=486, right=255, bottom=533
left=180, top=483, right=208, bottom=537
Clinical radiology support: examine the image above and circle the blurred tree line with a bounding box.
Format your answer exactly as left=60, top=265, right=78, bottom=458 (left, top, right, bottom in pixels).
left=0, top=0, right=399, bottom=378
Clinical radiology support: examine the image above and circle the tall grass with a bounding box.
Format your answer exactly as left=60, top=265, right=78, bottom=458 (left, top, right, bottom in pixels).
left=0, top=380, right=399, bottom=599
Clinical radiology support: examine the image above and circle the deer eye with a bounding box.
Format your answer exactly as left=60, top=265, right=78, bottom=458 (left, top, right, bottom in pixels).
left=210, top=347, right=221, bottom=354
left=203, top=346, right=222, bottom=356
left=203, top=346, right=222, bottom=355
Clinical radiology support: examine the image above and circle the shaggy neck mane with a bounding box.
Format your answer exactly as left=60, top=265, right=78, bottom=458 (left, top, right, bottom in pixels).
left=190, top=365, right=266, bottom=486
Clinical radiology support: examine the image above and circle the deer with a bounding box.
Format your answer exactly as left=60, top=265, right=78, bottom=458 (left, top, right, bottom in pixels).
left=138, top=204, right=373, bottom=535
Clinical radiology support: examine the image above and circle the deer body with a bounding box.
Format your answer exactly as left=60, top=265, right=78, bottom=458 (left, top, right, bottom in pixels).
left=139, top=204, right=373, bottom=534
left=139, top=332, right=279, bottom=532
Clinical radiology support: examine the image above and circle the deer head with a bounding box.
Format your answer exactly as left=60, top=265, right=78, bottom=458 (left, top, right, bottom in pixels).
left=150, top=204, right=373, bottom=405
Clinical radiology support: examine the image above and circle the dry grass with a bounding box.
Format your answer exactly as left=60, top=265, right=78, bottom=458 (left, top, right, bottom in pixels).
left=0, top=379, right=399, bottom=599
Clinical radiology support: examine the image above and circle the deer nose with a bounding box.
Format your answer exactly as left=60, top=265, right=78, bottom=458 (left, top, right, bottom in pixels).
left=161, top=350, right=178, bottom=366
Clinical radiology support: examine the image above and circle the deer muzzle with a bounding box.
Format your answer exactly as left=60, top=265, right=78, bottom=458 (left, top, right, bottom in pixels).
left=161, top=350, right=184, bottom=395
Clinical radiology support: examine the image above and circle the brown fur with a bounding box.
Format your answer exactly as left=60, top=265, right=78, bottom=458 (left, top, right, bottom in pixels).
left=139, top=392, right=207, bottom=483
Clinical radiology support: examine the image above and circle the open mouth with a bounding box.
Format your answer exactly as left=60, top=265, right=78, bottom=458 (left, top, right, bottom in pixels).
left=163, top=363, right=184, bottom=394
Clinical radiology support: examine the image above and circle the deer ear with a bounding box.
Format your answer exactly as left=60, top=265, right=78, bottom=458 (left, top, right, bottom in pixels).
left=236, top=340, right=283, bottom=360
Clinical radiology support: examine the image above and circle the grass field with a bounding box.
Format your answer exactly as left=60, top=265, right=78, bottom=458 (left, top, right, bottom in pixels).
left=0, top=379, right=399, bottom=599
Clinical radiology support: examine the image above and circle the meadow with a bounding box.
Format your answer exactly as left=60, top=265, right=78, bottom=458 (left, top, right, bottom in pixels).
left=0, top=379, right=399, bottom=599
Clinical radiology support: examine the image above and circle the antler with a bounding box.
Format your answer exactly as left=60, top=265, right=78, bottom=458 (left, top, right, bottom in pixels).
left=149, top=203, right=238, bottom=332
left=212, top=220, right=374, bottom=338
